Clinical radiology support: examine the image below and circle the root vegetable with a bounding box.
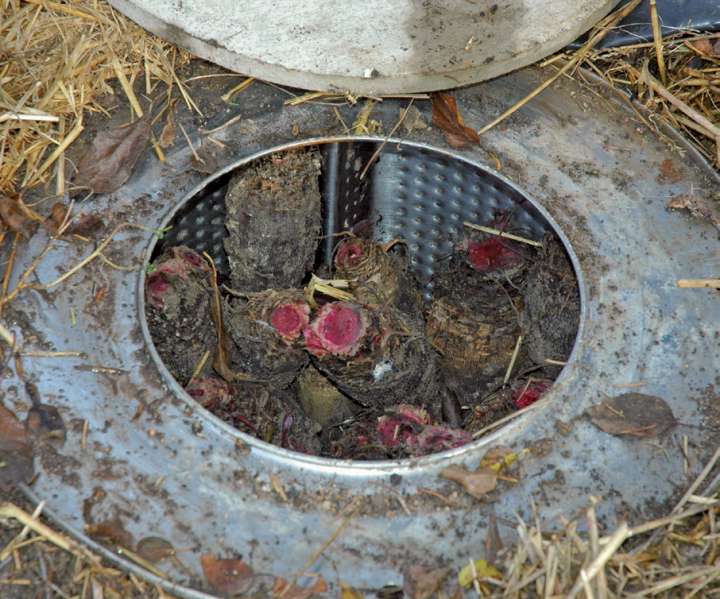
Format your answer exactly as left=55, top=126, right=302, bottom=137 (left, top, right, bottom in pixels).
left=464, top=237, right=525, bottom=274
left=186, top=376, right=234, bottom=408
left=224, top=150, right=321, bottom=292
left=512, top=380, right=551, bottom=409
left=224, top=290, right=310, bottom=389
left=425, top=297, right=521, bottom=397
left=145, top=246, right=216, bottom=384
left=376, top=405, right=472, bottom=457
left=334, top=236, right=423, bottom=314
left=297, top=366, right=355, bottom=427
left=522, top=237, right=579, bottom=369
left=307, top=302, right=440, bottom=410
left=303, top=302, right=369, bottom=358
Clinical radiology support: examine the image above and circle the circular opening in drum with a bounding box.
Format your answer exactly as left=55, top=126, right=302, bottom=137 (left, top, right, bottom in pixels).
left=141, top=139, right=582, bottom=461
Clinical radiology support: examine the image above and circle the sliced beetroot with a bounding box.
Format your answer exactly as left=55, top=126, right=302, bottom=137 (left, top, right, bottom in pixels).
left=304, top=302, right=368, bottom=358
left=512, top=381, right=551, bottom=409
left=224, top=290, right=309, bottom=389
left=334, top=236, right=423, bottom=315
left=334, top=238, right=366, bottom=270
left=376, top=405, right=471, bottom=457
left=146, top=272, right=173, bottom=311
left=311, top=305, right=441, bottom=410
left=376, top=405, right=431, bottom=447
left=186, top=377, right=234, bottom=407
left=412, top=425, right=472, bottom=455
left=270, top=301, right=310, bottom=342
left=465, top=237, right=524, bottom=273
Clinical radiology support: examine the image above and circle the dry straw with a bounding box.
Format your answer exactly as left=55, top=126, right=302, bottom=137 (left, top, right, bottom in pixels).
left=0, top=0, right=191, bottom=198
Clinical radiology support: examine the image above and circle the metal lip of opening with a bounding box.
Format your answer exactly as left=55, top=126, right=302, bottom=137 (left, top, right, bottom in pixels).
left=137, top=136, right=588, bottom=474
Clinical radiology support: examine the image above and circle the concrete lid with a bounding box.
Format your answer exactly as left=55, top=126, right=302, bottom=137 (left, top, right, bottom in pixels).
left=109, top=0, right=619, bottom=93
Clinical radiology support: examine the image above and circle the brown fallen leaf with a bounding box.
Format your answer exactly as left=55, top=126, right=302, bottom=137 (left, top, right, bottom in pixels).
left=430, top=92, right=480, bottom=149
left=441, top=464, right=497, bottom=499
left=74, top=114, right=152, bottom=193
left=0, top=194, right=36, bottom=236
left=668, top=193, right=720, bottom=231
left=341, top=583, right=365, bottom=599
left=688, top=38, right=720, bottom=58
left=200, top=554, right=258, bottom=596
left=159, top=113, right=176, bottom=148
left=85, top=518, right=134, bottom=548
left=0, top=403, right=34, bottom=490
left=273, top=576, right=329, bottom=599
left=403, top=565, right=451, bottom=599
left=401, top=105, right=428, bottom=134
left=25, top=402, right=66, bottom=443
left=44, top=203, right=105, bottom=237
left=588, top=393, right=676, bottom=438
left=136, top=536, right=176, bottom=563
left=657, top=158, right=684, bottom=184
left=43, top=202, right=69, bottom=235
left=485, top=508, right=503, bottom=564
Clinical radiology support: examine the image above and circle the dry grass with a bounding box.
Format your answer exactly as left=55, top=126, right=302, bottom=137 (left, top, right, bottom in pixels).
left=0, top=0, right=191, bottom=197
left=583, top=32, right=720, bottom=168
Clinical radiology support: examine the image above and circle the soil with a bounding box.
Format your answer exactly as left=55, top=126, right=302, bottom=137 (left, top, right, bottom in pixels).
left=224, top=149, right=322, bottom=292
left=146, top=148, right=581, bottom=460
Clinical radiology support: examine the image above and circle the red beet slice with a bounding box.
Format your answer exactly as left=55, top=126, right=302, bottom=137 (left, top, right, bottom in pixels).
left=186, top=377, right=234, bottom=407
left=270, top=301, right=310, bottom=342
left=334, top=238, right=366, bottom=270
left=224, top=290, right=310, bottom=389
left=304, top=303, right=368, bottom=357
left=465, top=237, right=523, bottom=272
left=512, top=381, right=551, bottom=409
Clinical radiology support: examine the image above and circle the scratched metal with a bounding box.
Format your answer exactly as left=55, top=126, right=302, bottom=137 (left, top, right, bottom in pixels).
left=2, top=66, right=720, bottom=597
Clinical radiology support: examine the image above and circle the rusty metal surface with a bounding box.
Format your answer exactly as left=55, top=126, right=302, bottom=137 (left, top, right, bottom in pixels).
left=2, top=67, right=720, bottom=596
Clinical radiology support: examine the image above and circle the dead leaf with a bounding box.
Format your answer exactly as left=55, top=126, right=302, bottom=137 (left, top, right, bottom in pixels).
left=43, top=202, right=69, bottom=235
left=588, top=393, right=676, bottom=437
left=74, top=114, right=152, bottom=193
left=480, top=446, right=518, bottom=473
left=430, top=92, right=480, bottom=149
left=458, top=559, right=502, bottom=588
left=441, top=464, right=497, bottom=499
left=159, top=114, right=176, bottom=148
left=200, top=554, right=262, bottom=596
left=341, top=583, right=365, bottom=599
left=136, top=536, right=176, bottom=563
left=657, top=158, right=684, bottom=184
left=484, top=508, right=503, bottom=564
left=273, top=576, right=328, bottom=599
left=688, top=38, right=720, bottom=58
left=25, top=402, right=66, bottom=443
left=0, top=194, right=35, bottom=236
left=85, top=518, right=134, bottom=548
left=403, top=565, right=451, bottom=599
left=0, top=403, right=34, bottom=490
left=191, top=140, right=223, bottom=174
left=401, top=105, right=428, bottom=134
left=668, top=193, right=720, bottom=231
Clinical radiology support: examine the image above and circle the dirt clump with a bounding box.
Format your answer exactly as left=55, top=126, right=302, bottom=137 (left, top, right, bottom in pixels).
left=224, top=150, right=322, bottom=292
left=522, top=236, right=580, bottom=373
left=145, top=246, right=216, bottom=385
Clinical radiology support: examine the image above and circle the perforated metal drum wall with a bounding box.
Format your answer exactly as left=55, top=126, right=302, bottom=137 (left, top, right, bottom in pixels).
left=157, top=141, right=549, bottom=292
